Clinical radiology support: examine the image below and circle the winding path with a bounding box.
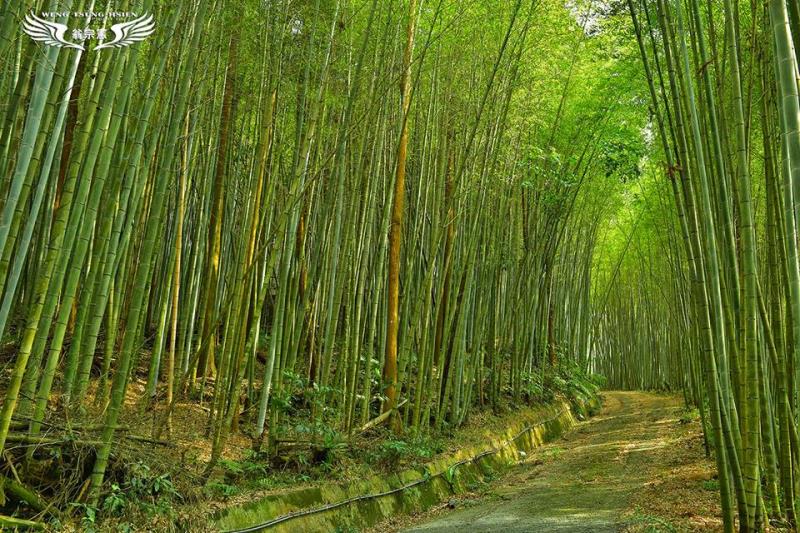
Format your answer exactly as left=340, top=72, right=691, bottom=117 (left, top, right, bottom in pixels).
left=401, top=391, right=706, bottom=532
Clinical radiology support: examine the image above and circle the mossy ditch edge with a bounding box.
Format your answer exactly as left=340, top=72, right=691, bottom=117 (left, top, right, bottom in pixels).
left=214, top=394, right=602, bottom=533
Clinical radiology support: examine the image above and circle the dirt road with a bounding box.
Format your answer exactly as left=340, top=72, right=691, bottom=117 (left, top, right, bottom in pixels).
left=397, top=391, right=721, bottom=532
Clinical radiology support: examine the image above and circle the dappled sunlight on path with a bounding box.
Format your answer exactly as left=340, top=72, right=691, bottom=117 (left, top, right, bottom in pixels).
left=390, top=391, right=720, bottom=532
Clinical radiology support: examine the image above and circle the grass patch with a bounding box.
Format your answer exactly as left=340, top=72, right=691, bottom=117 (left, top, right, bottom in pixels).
left=678, top=408, right=699, bottom=425
left=627, top=507, right=678, bottom=532
left=541, top=446, right=564, bottom=460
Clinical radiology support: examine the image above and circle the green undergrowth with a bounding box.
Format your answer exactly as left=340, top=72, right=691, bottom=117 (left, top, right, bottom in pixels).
left=678, top=407, right=700, bottom=425
left=67, top=366, right=601, bottom=531
left=201, top=372, right=602, bottom=507
left=67, top=462, right=184, bottom=533
left=521, top=358, right=603, bottom=414
left=626, top=507, right=679, bottom=532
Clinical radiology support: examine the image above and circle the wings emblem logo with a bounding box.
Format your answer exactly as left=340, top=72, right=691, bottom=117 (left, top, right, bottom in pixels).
left=22, top=12, right=155, bottom=51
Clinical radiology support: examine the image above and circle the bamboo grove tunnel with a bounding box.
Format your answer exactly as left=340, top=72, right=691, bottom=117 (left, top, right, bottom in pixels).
left=0, top=0, right=798, bottom=531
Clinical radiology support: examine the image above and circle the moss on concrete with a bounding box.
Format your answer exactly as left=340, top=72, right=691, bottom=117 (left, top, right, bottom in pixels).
left=214, top=395, right=600, bottom=532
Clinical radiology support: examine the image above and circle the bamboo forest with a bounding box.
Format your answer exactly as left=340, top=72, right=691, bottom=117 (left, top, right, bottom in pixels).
left=1, top=0, right=800, bottom=531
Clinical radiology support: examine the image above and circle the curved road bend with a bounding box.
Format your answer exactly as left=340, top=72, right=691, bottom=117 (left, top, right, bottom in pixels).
left=403, top=391, right=688, bottom=533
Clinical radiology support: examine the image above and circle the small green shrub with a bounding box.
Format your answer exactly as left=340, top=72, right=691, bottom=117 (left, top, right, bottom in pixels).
left=100, top=461, right=182, bottom=522
left=70, top=503, right=99, bottom=533
left=679, top=408, right=699, bottom=424
left=102, top=484, right=127, bottom=515
left=205, top=481, right=240, bottom=498
left=368, top=435, right=443, bottom=467
left=220, top=452, right=269, bottom=479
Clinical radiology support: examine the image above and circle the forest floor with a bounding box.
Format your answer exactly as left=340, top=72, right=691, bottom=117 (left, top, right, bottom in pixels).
left=371, top=391, right=725, bottom=532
